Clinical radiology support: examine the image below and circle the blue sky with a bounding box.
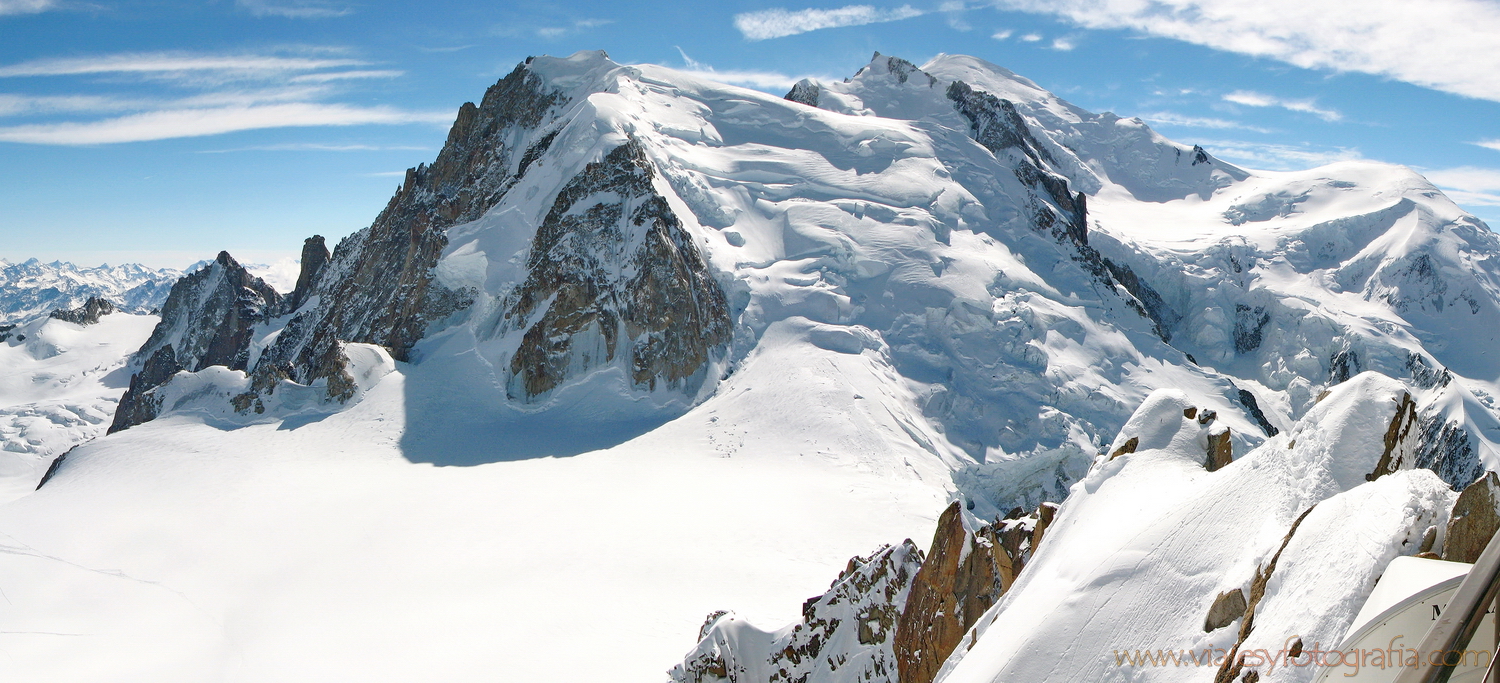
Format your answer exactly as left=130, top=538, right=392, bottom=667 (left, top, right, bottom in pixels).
left=2, top=0, right=1499, bottom=269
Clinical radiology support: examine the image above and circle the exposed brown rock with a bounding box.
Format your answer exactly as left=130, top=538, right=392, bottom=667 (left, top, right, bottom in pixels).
left=1184, top=406, right=1199, bottom=420
left=1443, top=472, right=1500, bottom=563
left=1206, top=428, right=1234, bottom=472
left=1215, top=505, right=1318, bottom=683
left=894, top=501, right=1046, bottom=683
left=1204, top=588, right=1248, bottom=631
left=1032, top=502, right=1059, bottom=551
left=1198, top=409, right=1218, bottom=425
left=1367, top=392, right=1419, bottom=481
left=1110, top=436, right=1139, bottom=460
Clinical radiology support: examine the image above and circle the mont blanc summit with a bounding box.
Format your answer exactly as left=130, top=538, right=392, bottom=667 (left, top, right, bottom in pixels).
left=0, top=51, right=1497, bottom=683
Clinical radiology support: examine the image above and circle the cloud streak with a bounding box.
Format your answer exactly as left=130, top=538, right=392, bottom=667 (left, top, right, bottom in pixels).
left=1186, top=139, right=1361, bottom=170
left=1222, top=90, right=1341, bottom=122
left=1140, top=112, right=1272, bottom=133
left=1424, top=166, right=1500, bottom=207
left=0, top=49, right=439, bottom=145
left=0, top=0, right=53, bottom=16
left=236, top=0, right=351, bottom=18
left=0, top=53, right=367, bottom=78
left=0, top=103, right=451, bottom=145
left=991, top=0, right=1500, bottom=104
left=734, top=4, right=924, bottom=40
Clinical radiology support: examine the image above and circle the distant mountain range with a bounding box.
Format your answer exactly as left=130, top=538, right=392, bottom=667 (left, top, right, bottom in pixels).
left=0, top=259, right=180, bottom=323
left=0, top=258, right=299, bottom=324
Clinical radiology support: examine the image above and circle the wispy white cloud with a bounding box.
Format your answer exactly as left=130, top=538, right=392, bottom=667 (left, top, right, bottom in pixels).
left=1019, top=33, right=1042, bottom=42
left=1139, top=112, right=1272, bottom=133
left=534, top=18, right=612, bottom=38
left=1050, top=36, right=1076, bottom=51
left=1186, top=139, right=1360, bottom=170
left=1222, top=90, right=1341, bottom=122
left=290, top=69, right=404, bottom=83
left=1473, top=140, right=1500, bottom=153
left=0, top=0, right=54, bottom=16
left=0, top=103, right=451, bottom=145
left=734, top=4, right=925, bottom=40
left=990, top=0, right=1500, bottom=104
left=0, top=53, right=367, bottom=78
left=198, top=142, right=433, bottom=153
left=0, top=49, right=437, bottom=145
left=671, top=47, right=820, bottom=92
left=0, top=93, right=140, bottom=116
left=236, top=0, right=351, bottom=19
left=991, top=29, right=1013, bottom=40
left=1424, top=166, right=1500, bottom=207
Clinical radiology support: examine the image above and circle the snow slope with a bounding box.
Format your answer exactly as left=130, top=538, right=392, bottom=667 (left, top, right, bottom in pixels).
left=0, top=50, right=1497, bottom=682
left=0, top=312, right=156, bottom=503
left=936, top=375, right=1456, bottom=683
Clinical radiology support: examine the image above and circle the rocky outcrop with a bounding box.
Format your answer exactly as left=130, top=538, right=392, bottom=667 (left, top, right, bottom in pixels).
left=1234, top=387, right=1279, bottom=437
left=108, top=60, right=580, bottom=429
left=48, top=296, right=115, bottom=325
left=1204, top=588, right=1248, bottom=632
left=498, top=137, right=731, bottom=400
left=1101, top=257, right=1180, bottom=342
left=671, top=541, right=923, bottom=683
left=946, top=80, right=1053, bottom=168
left=1206, top=428, right=1234, bottom=472
left=281, top=235, right=330, bottom=313
left=1366, top=392, right=1418, bottom=481
left=1442, top=472, right=1500, bottom=563
left=1232, top=304, right=1270, bottom=354
left=1214, top=505, right=1318, bottom=683
left=893, top=501, right=1044, bottom=683
left=784, top=79, right=820, bottom=108
left=109, top=252, right=282, bottom=433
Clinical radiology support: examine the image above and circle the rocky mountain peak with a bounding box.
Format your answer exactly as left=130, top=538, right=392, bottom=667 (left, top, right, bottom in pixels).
left=109, top=251, right=280, bottom=432
left=48, top=296, right=116, bottom=325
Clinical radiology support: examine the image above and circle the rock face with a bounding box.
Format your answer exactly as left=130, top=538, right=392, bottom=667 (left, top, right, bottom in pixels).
left=48, top=296, right=115, bottom=325
left=281, top=235, right=330, bottom=313
left=1443, top=472, right=1500, bottom=563
left=250, top=62, right=568, bottom=384
left=498, top=137, right=731, bottom=400
left=784, top=79, right=820, bottom=107
left=893, top=501, right=1042, bottom=683
left=109, top=252, right=282, bottom=433
left=671, top=541, right=924, bottom=683
left=1203, top=588, right=1248, bottom=632
left=106, top=54, right=741, bottom=432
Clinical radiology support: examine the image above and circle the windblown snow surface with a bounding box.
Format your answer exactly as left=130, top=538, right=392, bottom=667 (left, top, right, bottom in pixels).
left=0, top=313, right=156, bottom=503
left=1, top=51, right=1498, bottom=682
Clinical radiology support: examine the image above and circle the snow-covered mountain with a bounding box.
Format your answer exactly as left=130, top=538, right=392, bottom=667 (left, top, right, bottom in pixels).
left=0, top=50, right=1497, bottom=682
left=0, top=258, right=180, bottom=323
